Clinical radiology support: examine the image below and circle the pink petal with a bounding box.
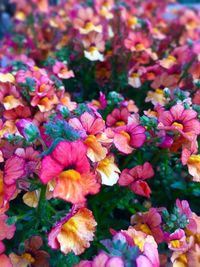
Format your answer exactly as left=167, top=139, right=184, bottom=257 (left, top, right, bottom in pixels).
left=4, top=156, right=25, bottom=185
left=40, top=155, right=63, bottom=184
left=114, top=133, right=133, bottom=154
left=105, top=257, right=124, bottom=267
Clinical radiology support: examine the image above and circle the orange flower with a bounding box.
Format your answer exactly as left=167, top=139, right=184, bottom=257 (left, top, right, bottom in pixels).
left=187, top=155, right=200, bottom=182
left=48, top=208, right=97, bottom=255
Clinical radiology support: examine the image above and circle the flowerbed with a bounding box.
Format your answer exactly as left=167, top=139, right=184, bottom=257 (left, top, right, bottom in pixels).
left=0, top=0, right=200, bottom=266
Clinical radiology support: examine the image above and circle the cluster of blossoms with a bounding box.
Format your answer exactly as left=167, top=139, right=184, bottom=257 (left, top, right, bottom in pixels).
left=0, top=0, right=200, bottom=266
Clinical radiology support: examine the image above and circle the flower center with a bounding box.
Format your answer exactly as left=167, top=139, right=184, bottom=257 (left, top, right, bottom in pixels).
left=115, top=121, right=125, bottom=127
left=120, top=130, right=131, bottom=142
left=62, top=218, right=78, bottom=233
left=21, top=253, right=35, bottom=263
left=88, top=46, right=98, bottom=53
left=188, top=155, right=200, bottom=164
left=170, top=240, right=181, bottom=248
left=59, top=169, right=81, bottom=181
left=84, top=22, right=94, bottom=31
left=172, top=122, right=184, bottom=130
left=135, top=43, right=145, bottom=51
left=167, top=55, right=177, bottom=62
left=139, top=224, right=152, bottom=235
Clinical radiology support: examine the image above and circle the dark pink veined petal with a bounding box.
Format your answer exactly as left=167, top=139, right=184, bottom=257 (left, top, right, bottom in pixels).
left=40, top=155, right=63, bottom=184
left=184, top=119, right=200, bottom=134
left=51, top=141, right=72, bottom=166
left=141, top=162, right=155, bottom=180
left=4, top=156, right=25, bottom=185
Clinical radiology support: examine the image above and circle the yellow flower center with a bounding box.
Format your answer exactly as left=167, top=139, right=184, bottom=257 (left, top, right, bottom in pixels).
left=167, top=55, right=177, bottom=62
left=84, top=22, right=94, bottom=31
left=128, top=17, right=138, bottom=27
left=62, top=217, right=78, bottom=233
left=59, top=170, right=81, bottom=181
left=131, top=73, right=139, bottom=78
left=188, top=155, right=200, bottom=164
left=155, top=88, right=164, bottom=95
left=88, top=46, right=98, bottom=53
left=135, top=43, right=145, bottom=51
left=172, top=122, right=184, bottom=130
left=115, top=121, right=125, bottom=127
left=21, top=253, right=35, bottom=263
left=84, top=135, right=96, bottom=145
left=120, top=130, right=131, bottom=142
left=0, top=178, right=3, bottom=195
left=170, top=240, right=181, bottom=248
left=98, top=157, right=110, bottom=169
left=139, top=224, right=152, bottom=235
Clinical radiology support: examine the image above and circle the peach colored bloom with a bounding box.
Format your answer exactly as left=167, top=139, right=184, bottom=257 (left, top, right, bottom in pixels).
left=48, top=208, right=96, bottom=255
left=53, top=61, right=74, bottom=79
left=40, top=141, right=100, bottom=204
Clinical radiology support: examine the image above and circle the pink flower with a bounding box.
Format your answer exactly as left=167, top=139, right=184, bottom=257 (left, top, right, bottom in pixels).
left=74, top=252, right=124, bottom=267
left=69, top=112, right=105, bottom=137
left=168, top=229, right=193, bottom=252
left=176, top=199, right=197, bottom=233
left=40, top=141, right=100, bottom=204
left=52, top=61, right=74, bottom=79
left=136, top=237, right=160, bottom=267
left=113, top=123, right=146, bottom=154
left=0, top=241, right=12, bottom=267
left=131, top=208, right=163, bottom=243
left=158, top=104, right=200, bottom=137
left=124, top=32, right=151, bottom=52
left=0, top=214, right=16, bottom=241
left=118, top=162, right=154, bottom=197
left=4, top=156, right=25, bottom=185
left=106, top=108, right=130, bottom=127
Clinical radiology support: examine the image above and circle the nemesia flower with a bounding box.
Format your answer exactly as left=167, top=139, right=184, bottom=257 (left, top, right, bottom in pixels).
left=74, top=252, right=124, bottom=267
left=168, top=229, right=193, bottom=252
left=0, top=214, right=16, bottom=241
left=124, top=32, right=151, bottom=52
left=106, top=108, right=130, bottom=127
left=69, top=111, right=105, bottom=137
left=113, top=123, right=146, bottom=154
left=40, top=141, right=100, bottom=204
left=4, top=156, right=25, bottom=186
left=0, top=170, right=16, bottom=209
left=48, top=208, right=96, bottom=255
left=73, top=7, right=102, bottom=34
left=118, top=162, right=154, bottom=197
left=52, top=61, right=74, bottom=79
left=0, top=241, right=12, bottom=267
left=96, top=155, right=120, bottom=186
left=0, top=83, right=23, bottom=110
left=158, top=104, right=200, bottom=138
left=187, top=155, right=200, bottom=182
left=82, top=32, right=105, bottom=61
left=176, top=199, right=197, bottom=233
left=145, top=89, right=167, bottom=106
left=131, top=208, right=163, bottom=243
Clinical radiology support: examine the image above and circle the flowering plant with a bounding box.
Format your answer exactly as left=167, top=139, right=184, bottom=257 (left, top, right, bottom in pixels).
left=0, top=0, right=200, bottom=266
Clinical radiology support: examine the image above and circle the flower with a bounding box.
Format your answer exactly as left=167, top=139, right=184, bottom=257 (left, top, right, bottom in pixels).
left=10, top=236, right=49, bottom=267
left=0, top=241, right=12, bottom=267
left=96, top=155, right=120, bottom=186
left=124, top=32, right=151, bottom=52
left=131, top=208, right=163, bottom=243
left=113, top=123, right=146, bottom=154
left=4, top=156, right=25, bottom=186
left=74, top=252, right=124, bottom=267
left=187, top=155, right=200, bottom=182
left=48, top=208, right=96, bottom=255
left=0, top=214, right=16, bottom=241
left=118, top=162, right=154, bottom=197
left=106, top=108, right=130, bottom=127
left=40, top=141, right=100, bottom=204
left=52, top=61, right=74, bottom=79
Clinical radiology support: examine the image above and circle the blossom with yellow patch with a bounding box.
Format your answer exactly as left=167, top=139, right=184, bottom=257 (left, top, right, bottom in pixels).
left=187, top=155, right=200, bottom=182
left=160, top=55, right=177, bottom=69
left=97, top=155, right=120, bottom=186
left=0, top=73, right=15, bottom=83
left=48, top=208, right=97, bottom=255
left=145, top=89, right=167, bottom=106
